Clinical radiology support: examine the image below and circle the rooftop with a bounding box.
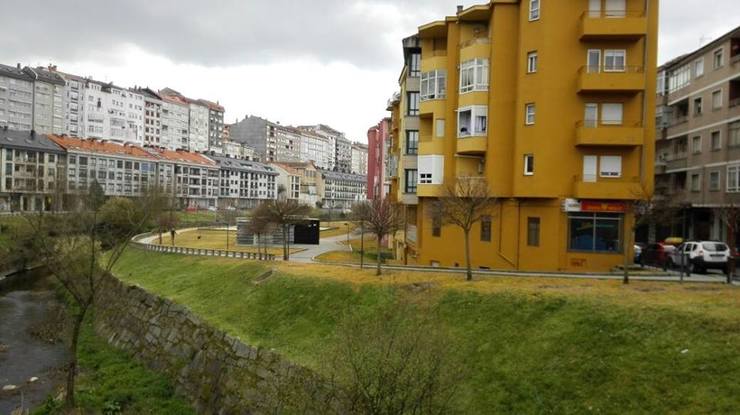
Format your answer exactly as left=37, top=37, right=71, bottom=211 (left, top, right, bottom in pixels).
left=145, top=147, right=216, bottom=167
left=0, top=63, right=33, bottom=82
left=47, top=135, right=157, bottom=159
left=209, top=154, right=277, bottom=174
left=0, top=129, right=65, bottom=153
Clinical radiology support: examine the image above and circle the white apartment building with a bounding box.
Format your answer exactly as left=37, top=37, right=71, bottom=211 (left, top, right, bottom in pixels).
left=299, top=125, right=339, bottom=170
left=135, top=87, right=164, bottom=148
left=188, top=101, right=209, bottom=152
left=24, top=67, right=66, bottom=135
left=160, top=95, right=190, bottom=150
left=210, top=154, right=278, bottom=208
left=0, top=64, right=34, bottom=132
left=299, top=130, right=330, bottom=170
left=270, top=163, right=301, bottom=200
left=351, top=142, right=368, bottom=175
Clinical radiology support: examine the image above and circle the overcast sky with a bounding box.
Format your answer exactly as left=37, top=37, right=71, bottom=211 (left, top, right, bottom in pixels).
left=2, top=1, right=739, bottom=143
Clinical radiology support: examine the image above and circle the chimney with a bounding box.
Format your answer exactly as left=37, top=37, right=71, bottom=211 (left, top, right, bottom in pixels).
left=16, top=63, right=21, bottom=69
left=457, top=4, right=463, bottom=13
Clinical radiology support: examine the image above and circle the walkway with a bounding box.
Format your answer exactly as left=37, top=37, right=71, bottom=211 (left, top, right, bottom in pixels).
left=289, top=234, right=352, bottom=263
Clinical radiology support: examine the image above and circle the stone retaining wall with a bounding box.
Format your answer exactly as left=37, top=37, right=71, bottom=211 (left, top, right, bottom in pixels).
left=94, top=273, right=315, bottom=414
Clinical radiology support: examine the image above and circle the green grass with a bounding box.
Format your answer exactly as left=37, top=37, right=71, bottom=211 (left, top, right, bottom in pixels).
left=34, top=315, right=193, bottom=415
left=174, top=210, right=220, bottom=226
left=112, top=249, right=740, bottom=414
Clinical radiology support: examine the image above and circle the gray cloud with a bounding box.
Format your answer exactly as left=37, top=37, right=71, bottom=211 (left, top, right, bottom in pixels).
left=0, top=0, right=459, bottom=68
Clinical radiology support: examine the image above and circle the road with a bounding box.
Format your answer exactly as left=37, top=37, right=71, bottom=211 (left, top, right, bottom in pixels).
left=289, top=234, right=351, bottom=263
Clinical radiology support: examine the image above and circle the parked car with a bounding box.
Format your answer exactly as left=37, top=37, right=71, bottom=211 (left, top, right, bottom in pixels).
left=668, top=241, right=731, bottom=274
left=634, top=243, right=645, bottom=265
left=640, top=242, right=677, bottom=269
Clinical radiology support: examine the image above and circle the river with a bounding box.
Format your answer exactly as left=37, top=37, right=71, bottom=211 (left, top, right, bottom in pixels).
left=0, top=273, right=69, bottom=414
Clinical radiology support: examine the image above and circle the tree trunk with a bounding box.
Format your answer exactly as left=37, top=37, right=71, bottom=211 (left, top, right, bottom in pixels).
left=464, top=229, right=472, bottom=281
left=360, top=225, right=365, bottom=270
left=65, top=305, right=88, bottom=408
left=158, top=230, right=162, bottom=245
left=282, top=225, right=289, bottom=260
left=376, top=234, right=382, bottom=276
left=623, top=223, right=631, bottom=285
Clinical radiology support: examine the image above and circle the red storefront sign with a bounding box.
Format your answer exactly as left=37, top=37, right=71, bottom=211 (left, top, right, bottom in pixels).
left=580, top=200, right=627, bottom=213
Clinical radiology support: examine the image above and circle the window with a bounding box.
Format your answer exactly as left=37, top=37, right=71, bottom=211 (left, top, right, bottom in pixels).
left=432, top=215, right=441, bottom=237
left=693, top=97, right=703, bottom=116
left=481, top=216, right=492, bottom=242
left=713, top=48, right=724, bottom=69
left=604, top=50, right=626, bottom=72
left=712, top=89, right=723, bottom=109
left=527, top=51, right=538, bottom=73
left=568, top=213, right=623, bottom=253
left=407, top=92, right=419, bottom=116
left=409, top=52, right=421, bottom=77
left=529, top=0, right=540, bottom=20
left=711, top=130, right=721, bottom=150
left=730, top=121, right=740, bottom=147
left=405, top=130, right=419, bottom=155
left=457, top=106, right=487, bottom=137
left=525, top=103, right=536, bottom=125
left=692, top=136, right=702, bottom=153
left=459, top=59, right=489, bottom=93
left=668, top=64, right=691, bottom=93
left=420, top=70, right=447, bottom=101
left=728, top=165, right=740, bottom=192
left=601, top=103, right=623, bottom=125
left=694, top=58, right=704, bottom=77
left=418, top=155, right=444, bottom=185
left=404, top=169, right=418, bottom=193
left=709, top=171, right=721, bottom=191
left=691, top=173, right=701, bottom=192
left=524, top=154, right=535, bottom=176
left=435, top=119, right=445, bottom=138
left=599, top=156, right=622, bottom=178
left=527, top=217, right=540, bottom=246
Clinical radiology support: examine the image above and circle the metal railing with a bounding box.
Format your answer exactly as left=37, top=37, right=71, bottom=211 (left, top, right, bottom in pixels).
left=579, top=65, right=644, bottom=74
left=576, top=120, right=643, bottom=128
left=581, top=10, right=645, bottom=19
left=131, top=232, right=276, bottom=261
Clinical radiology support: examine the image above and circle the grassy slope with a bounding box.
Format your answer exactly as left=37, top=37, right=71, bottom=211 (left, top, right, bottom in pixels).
left=113, top=249, right=740, bottom=414
left=34, top=316, right=193, bottom=415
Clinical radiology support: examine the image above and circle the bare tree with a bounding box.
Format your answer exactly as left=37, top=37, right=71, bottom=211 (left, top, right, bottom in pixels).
left=249, top=202, right=273, bottom=258
left=354, top=199, right=401, bottom=276
left=429, top=177, right=497, bottom=281
left=350, top=201, right=372, bottom=269
left=25, top=182, right=166, bottom=408
left=261, top=199, right=311, bottom=260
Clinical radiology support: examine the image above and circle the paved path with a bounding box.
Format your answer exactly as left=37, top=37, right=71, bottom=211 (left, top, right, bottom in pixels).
left=289, top=234, right=352, bottom=263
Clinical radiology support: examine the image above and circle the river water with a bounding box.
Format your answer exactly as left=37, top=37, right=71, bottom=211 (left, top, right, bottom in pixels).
left=0, top=275, right=69, bottom=414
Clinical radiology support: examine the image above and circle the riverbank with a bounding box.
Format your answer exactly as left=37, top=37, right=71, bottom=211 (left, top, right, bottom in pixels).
left=0, top=274, right=192, bottom=414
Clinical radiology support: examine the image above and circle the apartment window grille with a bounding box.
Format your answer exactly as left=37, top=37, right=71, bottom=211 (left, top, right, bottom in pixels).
left=525, top=103, right=536, bottom=125
left=480, top=216, right=492, bottom=242
left=529, top=0, right=540, bottom=20
left=527, top=51, right=538, bottom=73
left=568, top=213, right=622, bottom=253
left=420, top=70, right=447, bottom=101
left=524, top=154, right=535, bottom=176
left=527, top=217, right=540, bottom=247
left=405, top=130, right=419, bottom=155
left=459, top=59, right=489, bottom=93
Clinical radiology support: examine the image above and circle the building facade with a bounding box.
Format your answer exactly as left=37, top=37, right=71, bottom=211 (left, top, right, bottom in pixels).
left=351, top=142, right=368, bottom=176
left=319, top=170, right=367, bottom=211
left=146, top=147, right=219, bottom=209
left=653, top=26, right=740, bottom=242
left=1, top=129, right=66, bottom=212
left=389, top=0, right=657, bottom=272
left=210, top=154, right=277, bottom=208
left=200, top=99, right=225, bottom=150
left=0, top=64, right=34, bottom=132
left=367, top=118, right=390, bottom=200
left=136, top=87, right=164, bottom=148
left=279, top=161, right=323, bottom=207
left=271, top=163, right=302, bottom=200
left=160, top=94, right=190, bottom=150
left=24, top=66, right=66, bottom=135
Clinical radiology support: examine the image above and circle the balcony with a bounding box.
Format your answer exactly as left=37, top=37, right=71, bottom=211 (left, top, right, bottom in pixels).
left=575, top=121, right=644, bottom=146
left=580, top=11, right=647, bottom=40
left=573, top=175, right=645, bottom=200
left=577, top=66, right=645, bottom=93
left=457, top=136, right=487, bottom=154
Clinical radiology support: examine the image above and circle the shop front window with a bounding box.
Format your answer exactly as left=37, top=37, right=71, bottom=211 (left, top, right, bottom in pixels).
left=569, top=213, right=622, bottom=253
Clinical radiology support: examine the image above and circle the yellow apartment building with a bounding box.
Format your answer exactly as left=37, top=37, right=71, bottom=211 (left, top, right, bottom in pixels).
left=389, top=0, right=658, bottom=272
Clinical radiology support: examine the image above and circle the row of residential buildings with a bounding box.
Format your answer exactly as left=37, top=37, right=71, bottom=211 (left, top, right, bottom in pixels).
left=375, top=0, right=661, bottom=273
left=0, top=64, right=370, bottom=178
left=0, top=129, right=366, bottom=212
left=227, top=115, right=369, bottom=176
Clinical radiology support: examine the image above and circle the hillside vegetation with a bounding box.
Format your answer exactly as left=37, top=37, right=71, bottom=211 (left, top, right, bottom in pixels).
left=112, top=248, right=740, bottom=414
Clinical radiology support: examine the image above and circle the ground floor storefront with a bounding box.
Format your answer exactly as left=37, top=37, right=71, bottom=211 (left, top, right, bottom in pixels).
left=0, top=193, right=56, bottom=212
left=639, top=206, right=739, bottom=246
left=413, top=198, right=636, bottom=273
